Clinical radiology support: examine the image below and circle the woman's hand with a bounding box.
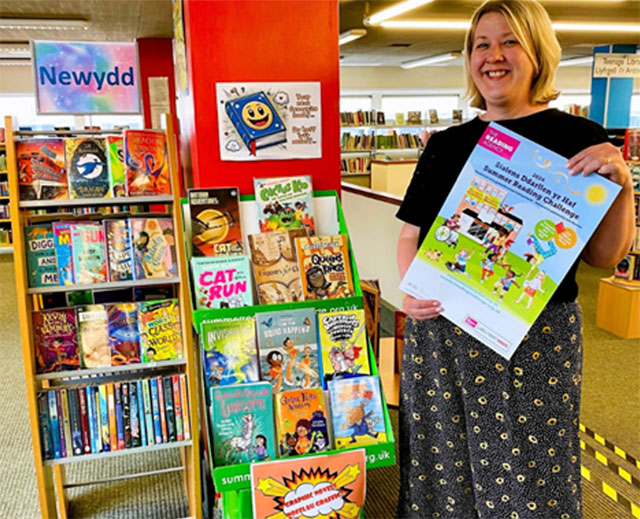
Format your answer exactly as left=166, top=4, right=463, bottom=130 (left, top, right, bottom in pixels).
left=402, top=295, right=443, bottom=321
left=565, top=142, right=633, bottom=189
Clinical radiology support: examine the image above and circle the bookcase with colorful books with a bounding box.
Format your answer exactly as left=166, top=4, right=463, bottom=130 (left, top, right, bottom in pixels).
left=182, top=176, right=396, bottom=518
left=0, top=132, right=12, bottom=253
left=3, top=115, right=201, bottom=518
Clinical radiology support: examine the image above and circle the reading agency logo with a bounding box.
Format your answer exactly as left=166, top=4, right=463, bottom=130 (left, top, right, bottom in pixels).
left=479, top=127, right=520, bottom=160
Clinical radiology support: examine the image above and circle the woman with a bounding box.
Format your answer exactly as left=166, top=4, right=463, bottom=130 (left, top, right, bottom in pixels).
left=396, top=1, right=635, bottom=518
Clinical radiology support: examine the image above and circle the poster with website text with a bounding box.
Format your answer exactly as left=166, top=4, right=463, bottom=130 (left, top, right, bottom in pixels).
left=251, top=449, right=366, bottom=519
left=216, top=82, right=322, bottom=161
left=400, top=123, right=621, bottom=359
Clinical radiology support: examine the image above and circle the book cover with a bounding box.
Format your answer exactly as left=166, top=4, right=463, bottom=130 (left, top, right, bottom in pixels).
left=48, top=391, right=62, bottom=459
left=60, top=389, right=73, bottom=458
left=106, top=135, right=126, bottom=196
left=317, top=309, right=371, bottom=385
left=201, top=318, right=259, bottom=391
left=66, top=137, right=110, bottom=199
left=150, top=377, right=163, bottom=443
left=86, top=386, right=99, bottom=454
left=105, top=219, right=134, bottom=282
left=157, top=375, right=168, bottom=443
left=124, top=129, right=171, bottom=196
left=295, top=234, right=355, bottom=300
left=137, top=379, right=147, bottom=447
left=17, top=138, right=68, bottom=200
left=248, top=229, right=306, bottom=305
left=256, top=308, right=320, bottom=392
left=33, top=308, right=79, bottom=373
left=94, top=386, right=103, bottom=453
left=399, top=123, right=622, bottom=359
left=55, top=391, right=66, bottom=458
left=77, top=305, right=110, bottom=368
left=179, top=374, right=191, bottom=440
left=142, top=378, right=155, bottom=446
left=106, top=383, right=118, bottom=451
left=210, top=381, right=275, bottom=466
left=327, top=375, right=387, bottom=449
left=188, top=187, right=244, bottom=257
left=52, top=222, right=75, bottom=285
left=138, top=299, right=183, bottom=362
left=614, top=253, right=635, bottom=280
left=114, top=382, right=125, bottom=450
left=130, top=218, right=177, bottom=279
left=37, top=393, right=53, bottom=460
left=25, top=224, right=59, bottom=287
left=191, top=256, right=253, bottom=309
left=172, top=375, right=184, bottom=442
left=122, top=381, right=131, bottom=448
left=130, top=381, right=141, bottom=448
left=253, top=176, right=315, bottom=235
left=274, top=388, right=330, bottom=457
left=68, top=388, right=84, bottom=456
left=162, top=376, right=176, bottom=442
left=77, top=386, right=92, bottom=454
left=71, top=223, right=108, bottom=285
left=107, top=303, right=141, bottom=365
left=98, top=385, right=110, bottom=452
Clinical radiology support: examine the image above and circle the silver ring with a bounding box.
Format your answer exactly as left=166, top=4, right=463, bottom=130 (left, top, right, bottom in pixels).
left=605, top=156, right=611, bottom=165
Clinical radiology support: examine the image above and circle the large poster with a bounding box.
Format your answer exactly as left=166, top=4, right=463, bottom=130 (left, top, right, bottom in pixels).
left=33, top=41, right=141, bottom=115
left=400, top=123, right=621, bottom=359
left=216, top=82, right=322, bottom=161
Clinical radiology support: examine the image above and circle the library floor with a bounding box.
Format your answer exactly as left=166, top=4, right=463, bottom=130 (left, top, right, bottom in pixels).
left=1, top=253, right=638, bottom=519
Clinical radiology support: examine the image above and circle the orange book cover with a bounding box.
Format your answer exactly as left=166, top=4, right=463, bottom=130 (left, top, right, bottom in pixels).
left=124, top=129, right=171, bottom=196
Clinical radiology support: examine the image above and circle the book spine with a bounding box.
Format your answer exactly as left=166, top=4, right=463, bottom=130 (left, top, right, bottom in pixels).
left=86, top=386, right=98, bottom=454
left=68, top=388, right=84, bottom=456
left=48, top=391, right=62, bottom=459
left=142, top=378, right=154, bottom=446
left=37, top=393, right=53, bottom=460
left=136, top=379, right=147, bottom=447
left=179, top=374, right=191, bottom=441
left=114, top=382, right=125, bottom=450
left=156, top=376, right=168, bottom=443
left=55, top=390, right=67, bottom=458
left=93, top=386, right=103, bottom=453
left=162, top=376, right=176, bottom=442
left=172, top=375, right=183, bottom=442
left=129, top=381, right=140, bottom=448
left=149, top=377, right=162, bottom=444
left=98, top=384, right=110, bottom=452
left=60, top=389, right=73, bottom=458
left=122, top=381, right=131, bottom=448
left=106, top=383, right=118, bottom=451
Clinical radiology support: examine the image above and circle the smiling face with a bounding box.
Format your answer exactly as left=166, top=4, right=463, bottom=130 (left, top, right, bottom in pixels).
left=241, top=101, right=274, bottom=130
left=470, top=12, right=536, bottom=119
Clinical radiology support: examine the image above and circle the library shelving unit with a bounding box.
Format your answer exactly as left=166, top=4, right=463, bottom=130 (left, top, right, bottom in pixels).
left=0, top=135, right=11, bottom=254
left=4, top=115, right=201, bottom=518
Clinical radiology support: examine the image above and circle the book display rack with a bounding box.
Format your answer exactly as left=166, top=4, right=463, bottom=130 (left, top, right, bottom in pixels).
left=0, top=132, right=11, bottom=254
left=4, top=115, right=201, bottom=518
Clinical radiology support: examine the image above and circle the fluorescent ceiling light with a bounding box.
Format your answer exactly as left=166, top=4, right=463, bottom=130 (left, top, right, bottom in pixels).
left=401, top=51, right=462, bottom=69
left=0, top=43, right=30, bottom=59
left=340, top=62, right=384, bottom=67
left=0, top=18, right=89, bottom=30
left=339, top=29, right=367, bottom=46
left=0, top=59, right=31, bottom=66
left=553, top=22, right=640, bottom=32
left=366, top=0, right=435, bottom=26
left=559, top=56, right=594, bottom=67
left=381, top=19, right=640, bottom=33
left=381, top=20, right=471, bottom=30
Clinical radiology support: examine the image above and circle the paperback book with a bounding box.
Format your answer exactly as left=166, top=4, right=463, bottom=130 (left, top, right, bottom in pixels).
left=71, top=223, right=108, bottom=285
left=66, top=137, right=110, bottom=199
left=52, top=222, right=75, bottom=285
left=253, top=176, right=315, bottom=235
left=76, top=305, right=111, bottom=368
left=138, top=299, right=182, bottom=362
left=17, top=138, right=68, bottom=200
left=25, top=224, right=59, bottom=287
left=106, top=136, right=126, bottom=196
left=107, top=303, right=141, bottom=365
left=191, top=255, right=253, bottom=309
left=33, top=308, right=79, bottom=373
left=130, top=218, right=177, bottom=279
left=105, top=219, right=134, bottom=282
left=124, top=130, right=171, bottom=196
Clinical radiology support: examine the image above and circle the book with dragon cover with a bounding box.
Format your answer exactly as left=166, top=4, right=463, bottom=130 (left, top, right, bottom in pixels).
left=76, top=305, right=111, bottom=368
left=253, top=176, right=315, bottom=235
left=201, top=318, right=260, bottom=392
left=138, top=299, right=183, bottom=362
left=52, top=222, right=75, bottom=285
left=210, top=381, right=275, bottom=466
left=107, top=303, right=140, bottom=365
left=274, top=387, right=330, bottom=457
left=105, top=219, right=134, bottom=282
left=191, top=256, right=253, bottom=309
left=17, top=138, right=68, bottom=201
left=106, top=136, right=126, bottom=196
left=295, top=234, right=355, bottom=300
left=33, top=308, right=80, bottom=374
left=256, top=308, right=320, bottom=392
left=66, top=137, right=110, bottom=199
left=124, top=130, right=171, bottom=196
left=130, top=218, right=177, bottom=280
left=317, top=309, right=371, bottom=386
left=25, top=224, right=59, bottom=287
left=188, top=187, right=244, bottom=257
left=70, top=223, right=108, bottom=285
left=248, top=229, right=306, bottom=305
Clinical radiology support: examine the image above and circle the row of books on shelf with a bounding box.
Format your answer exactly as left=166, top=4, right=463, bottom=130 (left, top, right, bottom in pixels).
left=17, top=129, right=171, bottom=202
left=0, top=228, right=11, bottom=244
left=210, top=375, right=386, bottom=467
left=341, top=157, right=371, bottom=175
left=38, top=374, right=191, bottom=461
left=28, top=205, right=151, bottom=217
left=0, top=180, right=8, bottom=197
left=25, top=217, right=176, bottom=288
left=375, top=132, right=426, bottom=150
left=0, top=204, right=8, bottom=219
left=614, top=251, right=640, bottom=282
left=340, top=132, right=374, bottom=151
left=33, top=299, right=182, bottom=374
left=340, top=109, right=462, bottom=127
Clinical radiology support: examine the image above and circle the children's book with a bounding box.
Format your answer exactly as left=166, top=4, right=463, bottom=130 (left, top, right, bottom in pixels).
left=130, top=381, right=141, bottom=448
left=48, top=391, right=62, bottom=459
left=106, top=136, right=126, bottom=196
left=156, top=375, right=168, bottom=443
left=327, top=375, right=387, bottom=449
left=256, top=308, right=320, bottom=392
left=105, top=219, right=134, bottom=282
left=614, top=253, right=636, bottom=280
left=66, top=137, right=110, bottom=199
left=201, top=318, right=260, bottom=391
left=210, top=382, right=275, bottom=466
left=25, top=224, right=59, bottom=287
left=399, top=122, right=622, bottom=359
left=124, top=129, right=171, bottom=196
left=162, top=377, right=176, bottom=442
left=248, top=229, right=306, bottom=305
left=191, top=256, right=253, bottom=309
left=17, top=138, right=68, bottom=200
left=86, top=386, right=99, bottom=454
left=76, top=305, right=111, bottom=368
left=188, top=188, right=244, bottom=256
left=107, top=384, right=118, bottom=451
left=225, top=92, right=286, bottom=153
left=317, top=309, right=371, bottom=385
left=60, top=389, right=74, bottom=457
left=98, top=385, right=110, bottom=452
left=253, top=176, right=315, bottom=235
left=172, top=375, right=183, bottom=442
left=77, top=386, right=92, bottom=454
left=114, top=382, right=125, bottom=449
left=295, top=234, right=355, bottom=300
left=274, top=387, right=330, bottom=457
left=37, top=393, right=53, bottom=460
left=68, top=388, right=83, bottom=456
left=107, top=303, right=141, bottom=365
left=150, top=377, right=163, bottom=443
left=55, top=391, right=67, bottom=458
left=180, top=374, right=191, bottom=440
left=138, top=299, right=183, bottom=362
left=52, top=222, right=75, bottom=285
left=141, top=378, right=154, bottom=446
left=33, top=308, right=79, bottom=373
left=71, top=223, right=108, bottom=285
left=130, top=218, right=177, bottom=279
left=122, top=382, right=131, bottom=447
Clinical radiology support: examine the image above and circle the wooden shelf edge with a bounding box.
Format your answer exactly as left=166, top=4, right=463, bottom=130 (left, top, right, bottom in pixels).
left=19, top=195, right=174, bottom=208
left=27, top=276, right=181, bottom=294
left=36, top=358, right=188, bottom=381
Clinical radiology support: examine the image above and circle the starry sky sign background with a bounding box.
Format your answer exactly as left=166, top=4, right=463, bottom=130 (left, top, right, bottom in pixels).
left=33, top=41, right=141, bottom=114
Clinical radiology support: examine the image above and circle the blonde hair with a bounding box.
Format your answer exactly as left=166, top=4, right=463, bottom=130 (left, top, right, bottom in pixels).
left=463, top=0, right=561, bottom=110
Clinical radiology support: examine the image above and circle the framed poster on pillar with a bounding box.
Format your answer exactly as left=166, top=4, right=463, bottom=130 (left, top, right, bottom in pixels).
left=216, top=82, right=322, bottom=161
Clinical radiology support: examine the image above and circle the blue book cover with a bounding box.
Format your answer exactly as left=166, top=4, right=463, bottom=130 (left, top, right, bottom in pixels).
left=210, top=381, right=275, bottom=466
left=37, top=393, right=53, bottom=460
left=129, top=381, right=141, bottom=448
left=114, top=383, right=125, bottom=450
left=105, top=219, right=134, bottom=282
left=191, top=256, right=253, bottom=310
left=52, top=222, right=75, bottom=285
left=71, top=223, right=108, bottom=284
left=25, top=224, right=58, bottom=287
left=122, top=382, right=131, bottom=448
left=137, top=379, right=147, bottom=447
left=66, top=137, right=110, bottom=199
left=142, top=378, right=155, bottom=446
left=86, top=386, right=99, bottom=454
left=47, top=391, right=62, bottom=459
left=224, top=91, right=286, bottom=153
left=107, top=303, right=140, bottom=365
left=98, top=385, right=110, bottom=452
left=150, top=377, right=163, bottom=444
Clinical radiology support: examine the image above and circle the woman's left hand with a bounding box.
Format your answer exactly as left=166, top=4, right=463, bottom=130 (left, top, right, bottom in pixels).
left=565, top=142, right=632, bottom=189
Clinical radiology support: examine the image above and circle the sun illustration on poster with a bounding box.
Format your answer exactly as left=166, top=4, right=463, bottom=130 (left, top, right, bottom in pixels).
left=585, top=184, right=607, bottom=205
left=256, top=465, right=362, bottom=519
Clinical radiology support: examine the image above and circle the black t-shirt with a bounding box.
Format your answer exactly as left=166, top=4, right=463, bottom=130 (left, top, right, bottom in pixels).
left=396, top=108, right=609, bottom=302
